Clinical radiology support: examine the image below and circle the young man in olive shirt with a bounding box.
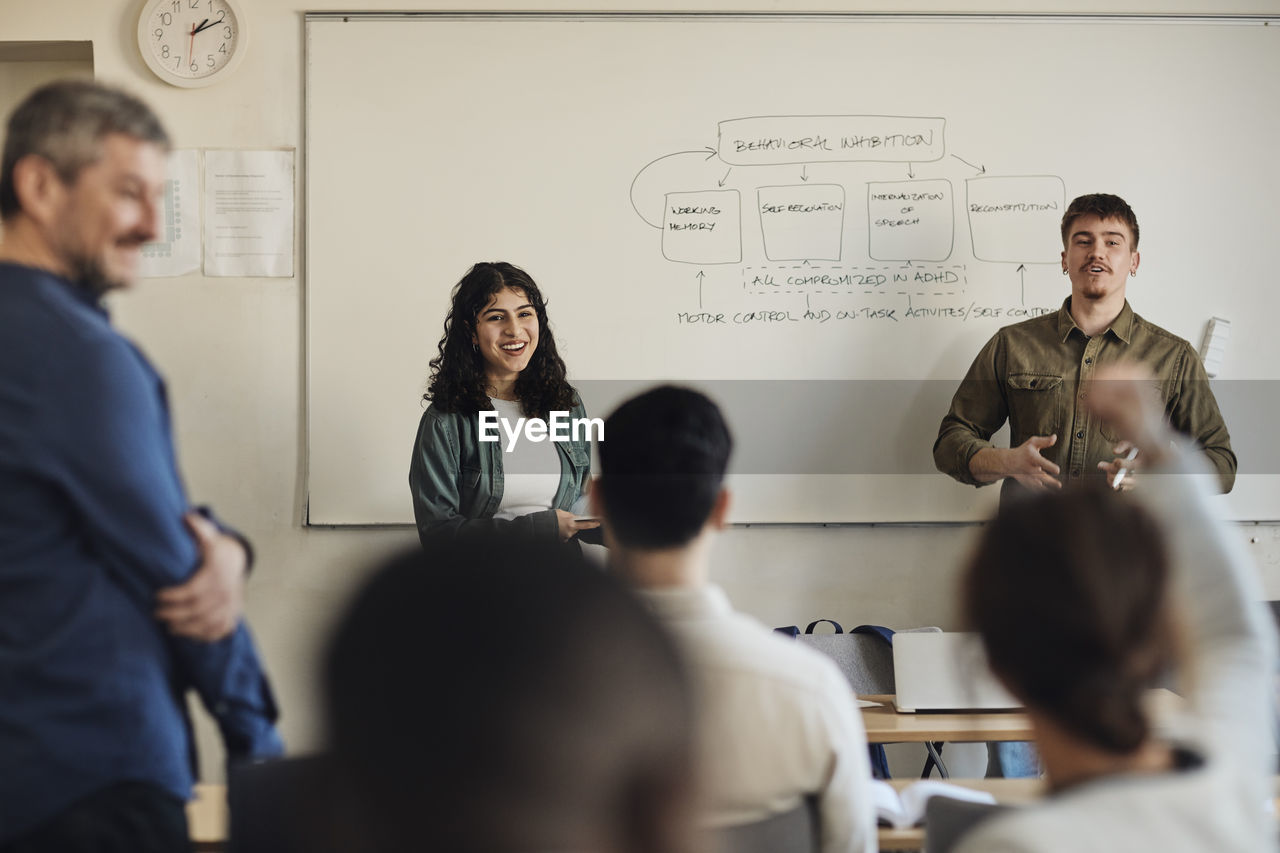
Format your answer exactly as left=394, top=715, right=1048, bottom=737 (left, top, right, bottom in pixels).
left=935, top=193, right=1235, bottom=498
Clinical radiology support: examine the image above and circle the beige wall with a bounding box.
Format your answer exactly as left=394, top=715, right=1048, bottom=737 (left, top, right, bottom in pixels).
left=2, top=0, right=1278, bottom=780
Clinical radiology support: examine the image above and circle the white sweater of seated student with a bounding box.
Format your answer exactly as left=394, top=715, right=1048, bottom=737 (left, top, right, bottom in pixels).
left=955, top=452, right=1279, bottom=853
left=640, top=584, right=876, bottom=853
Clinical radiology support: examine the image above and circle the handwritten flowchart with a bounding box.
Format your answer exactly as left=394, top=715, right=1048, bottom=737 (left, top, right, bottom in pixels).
left=629, top=114, right=1066, bottom=324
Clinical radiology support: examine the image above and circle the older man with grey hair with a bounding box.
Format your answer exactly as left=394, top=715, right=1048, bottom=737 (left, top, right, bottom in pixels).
left=0, top=80, right=281, bottom=853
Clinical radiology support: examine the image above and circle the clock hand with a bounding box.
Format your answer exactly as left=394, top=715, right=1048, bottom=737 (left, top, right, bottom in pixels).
left=191, top=17, right=215, bottom=35
left=188, top=23, right=196, bottom=64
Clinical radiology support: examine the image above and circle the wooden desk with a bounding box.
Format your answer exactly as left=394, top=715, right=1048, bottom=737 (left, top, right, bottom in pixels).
left=859, top=695, right=1033, bottom=744
left=186, top=777, right=1017, bottom=853
left=860, top=689, right=1181, bottom=744
left=193, top=774, right=1280, bottom=853
left=187, top=783, right=227, bottom=852
left=876, top=777, right=1043, bottom=852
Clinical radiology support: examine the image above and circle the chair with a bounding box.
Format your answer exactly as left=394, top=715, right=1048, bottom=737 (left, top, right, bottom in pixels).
left=792, top=623, right=946, bottom=777
left=923, top=796, right=1009, bottom=853
left=794, top=623, right=941, bottom=696
left=798, top=629, right=896, bottom=694
left=228, top=754, right=334, bottom=853
left=704, top=798, right=819, bottom=853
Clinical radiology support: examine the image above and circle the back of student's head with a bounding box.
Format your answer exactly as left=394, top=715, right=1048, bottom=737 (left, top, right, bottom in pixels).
left=323, top=538, right=696, bottom=853
left=961, top=485, right=1178, bottom=755
left=597, top=385, right=732, bottom=549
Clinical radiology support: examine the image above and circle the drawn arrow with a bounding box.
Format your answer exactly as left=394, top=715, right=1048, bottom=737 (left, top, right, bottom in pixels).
left=907, top=162, right=915, bottom=179
left=801, top=165, right=809, bottom=182
left=630, top=149, right=724, bottom=228
left=951, top=154, right=987, bottom=175
left=718, top=168, right=732, bottom=187
left=1017, top=263, right=1027, bottom=305
left=696, top=270, right=706, bottom=309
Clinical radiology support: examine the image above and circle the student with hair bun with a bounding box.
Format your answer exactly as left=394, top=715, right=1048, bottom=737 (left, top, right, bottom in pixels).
left=954, top=363, right=1276, bottom=853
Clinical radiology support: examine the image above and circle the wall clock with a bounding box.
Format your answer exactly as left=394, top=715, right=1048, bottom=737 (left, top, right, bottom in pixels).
left=137, top=0, right=246, bottom=88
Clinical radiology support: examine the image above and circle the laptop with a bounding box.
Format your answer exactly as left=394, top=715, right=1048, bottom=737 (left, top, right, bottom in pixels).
left=892, top=632, right=1022, bottom=713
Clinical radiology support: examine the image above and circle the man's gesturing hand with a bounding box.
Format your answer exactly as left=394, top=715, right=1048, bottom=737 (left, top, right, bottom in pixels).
left=1005, top=434, right=1062, bottom=490
left=155, top=512, right=248, bottom=642
left=968, top=434, right=1062, bottom=489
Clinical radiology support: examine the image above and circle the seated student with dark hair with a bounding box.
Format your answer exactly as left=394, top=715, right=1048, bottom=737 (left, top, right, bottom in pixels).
left=954, top=364, right=1277, bottom=853
left=592, top=385, right=876, bottom=853
left=319, top=538, right=697, bottom=853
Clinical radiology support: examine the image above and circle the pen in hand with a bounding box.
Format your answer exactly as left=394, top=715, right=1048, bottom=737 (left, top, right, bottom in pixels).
left=1112, top=447, right=1139, bottom=490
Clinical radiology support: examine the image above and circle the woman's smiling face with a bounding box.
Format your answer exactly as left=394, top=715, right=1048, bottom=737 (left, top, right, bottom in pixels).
left=473, top=286, right=539, bottom=386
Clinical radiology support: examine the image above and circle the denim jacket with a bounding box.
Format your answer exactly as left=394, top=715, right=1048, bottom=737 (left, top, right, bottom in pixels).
left=409, top=398, right=592, bottom=548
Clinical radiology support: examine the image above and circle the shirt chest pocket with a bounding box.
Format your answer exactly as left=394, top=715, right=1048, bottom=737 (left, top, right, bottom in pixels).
left=563, top=443, right=589, bottom=470
left=562, top=443, right=590, bottom=491
left=458, top=465, right=486, bottom=516
left=1005, top=372, right=1064, bottom=439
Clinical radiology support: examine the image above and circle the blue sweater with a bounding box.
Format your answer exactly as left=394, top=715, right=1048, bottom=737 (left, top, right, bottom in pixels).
left=0, top=263, right=282, bottom=843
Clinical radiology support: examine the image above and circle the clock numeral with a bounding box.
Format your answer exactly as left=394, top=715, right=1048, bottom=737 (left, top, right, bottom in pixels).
left=154, top=28, right=163, bottom=40
left=171, top=0, right=180, bottom=11
left=214, top=9, right=225, bottom=23
left=189, top=0, right=200, bottom=8
left=173, top=56, right=181, bottom=70
left=161, top=45, right=170, bottom=59
left=217, top=43, right=226, bottom=54
left=207, top=54, right=216, bottom=68
left=223, top=25, right=232, bottom=39
left=190, top=61, right=199, bottom=73
left=160, top=12, right=172, bottom=25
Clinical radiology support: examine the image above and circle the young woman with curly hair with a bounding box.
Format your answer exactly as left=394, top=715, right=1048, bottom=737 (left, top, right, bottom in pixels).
left=409, top=262, right=600, bottom=549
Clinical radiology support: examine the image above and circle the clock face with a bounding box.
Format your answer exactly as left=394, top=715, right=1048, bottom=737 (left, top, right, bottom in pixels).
left=138, top=0, right=245, bottom=87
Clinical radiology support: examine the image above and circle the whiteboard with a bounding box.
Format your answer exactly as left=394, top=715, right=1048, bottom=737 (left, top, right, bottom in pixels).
left=305, top=12, right=1280, bottom=525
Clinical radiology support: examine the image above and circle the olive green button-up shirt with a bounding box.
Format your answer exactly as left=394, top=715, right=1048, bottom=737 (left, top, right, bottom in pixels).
left=934, top=298, right=1236, bottom=495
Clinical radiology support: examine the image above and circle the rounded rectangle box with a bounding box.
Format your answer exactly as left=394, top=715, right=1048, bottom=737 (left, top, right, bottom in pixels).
left=966, top=175, right=1065, bottom=263
left=867, top=179, right=954, bottom=262
left=758, top=184, right=845, bottom=261
left=663, top=190, right=742, bottom=264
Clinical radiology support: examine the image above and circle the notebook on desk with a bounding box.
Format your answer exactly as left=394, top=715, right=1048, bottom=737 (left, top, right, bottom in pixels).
left=892, top=632, right=1022, bottom=713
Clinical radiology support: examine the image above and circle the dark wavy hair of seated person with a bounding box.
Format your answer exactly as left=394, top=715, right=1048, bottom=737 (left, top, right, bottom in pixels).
left=423, top=261, right=576, bottom=419
left=962, top=484, right=1181, bottom=755
left=321, top=537, right=697, bottom=853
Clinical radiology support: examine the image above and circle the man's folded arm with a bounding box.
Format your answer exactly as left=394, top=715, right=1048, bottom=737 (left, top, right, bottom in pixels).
left=43, top=339, right=281, bottom=755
